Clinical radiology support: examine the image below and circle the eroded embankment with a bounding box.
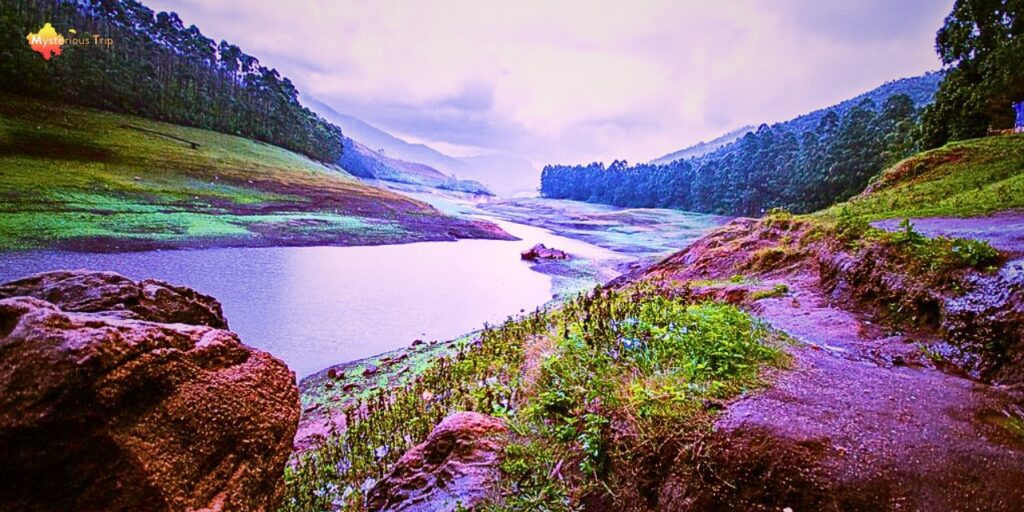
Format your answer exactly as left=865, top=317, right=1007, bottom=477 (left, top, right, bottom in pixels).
left=631, top=212, right=1024, bottom=510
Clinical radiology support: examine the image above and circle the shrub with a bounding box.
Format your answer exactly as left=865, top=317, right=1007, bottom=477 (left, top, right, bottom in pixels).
left=949, top=238, right=1001, bottom=268
left=834, top=206, right=871, bottom=242
left=746, top=247, right=791, bottom=271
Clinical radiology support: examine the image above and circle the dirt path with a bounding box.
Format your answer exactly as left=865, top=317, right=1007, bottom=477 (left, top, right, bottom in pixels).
left=637, top=214, right=1024, bottom=510
left=701, top=271, right=1024, bottom=510
left=873, top=210, right=1024, bottom=256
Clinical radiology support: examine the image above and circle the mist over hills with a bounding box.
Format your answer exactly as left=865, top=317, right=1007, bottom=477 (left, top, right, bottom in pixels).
left=650, top=125, right=756, bottom=165
left=305, top=97, right=538, bottom=196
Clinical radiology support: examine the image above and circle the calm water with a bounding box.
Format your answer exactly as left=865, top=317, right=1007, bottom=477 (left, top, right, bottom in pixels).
left=0, top=219, right=619, bottom=377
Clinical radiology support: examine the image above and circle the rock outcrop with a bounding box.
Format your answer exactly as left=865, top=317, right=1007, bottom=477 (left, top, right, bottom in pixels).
left=0, top=271, right=300, bottom=512
left=0, top=270, right=228, bottom=328
left=367, top=412, right=507, bottom=512
left=521, top=243, right=570, bottom=261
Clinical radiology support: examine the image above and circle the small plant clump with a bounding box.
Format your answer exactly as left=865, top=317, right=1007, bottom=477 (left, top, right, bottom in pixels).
left=882, top=218, right=1002, bottom=273
left=1004, top=405, right=1024, bottom=440
left=280, top=284, right=787, bottom=511
left=752, top=284, right=790, bottom=300
left=746, top=246, right=793, bottom=271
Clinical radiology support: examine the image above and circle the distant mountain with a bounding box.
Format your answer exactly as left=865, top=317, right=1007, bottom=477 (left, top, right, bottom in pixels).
left=650, top=125, right=755, bottom=165
left=340, top=138, right=491, bottom=195
left=652, top=72, right=945, bottom=166
left=305, top=97, right=538, bottom=196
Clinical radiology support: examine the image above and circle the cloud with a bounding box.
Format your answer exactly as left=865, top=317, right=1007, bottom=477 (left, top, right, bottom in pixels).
left=146, top=0, right=951, bottom=166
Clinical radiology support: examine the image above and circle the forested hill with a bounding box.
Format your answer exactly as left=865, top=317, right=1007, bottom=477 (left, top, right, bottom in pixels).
left=541, top=73, right=943, bottom=216
left=0, top=0, right=343, bottom=162
left=650, top=125, right=754, bottom=165
left=765, top=73, right=943, bottom=146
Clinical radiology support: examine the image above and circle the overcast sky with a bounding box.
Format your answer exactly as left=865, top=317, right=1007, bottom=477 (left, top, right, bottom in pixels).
left=146, top=0, right=952, bottom=166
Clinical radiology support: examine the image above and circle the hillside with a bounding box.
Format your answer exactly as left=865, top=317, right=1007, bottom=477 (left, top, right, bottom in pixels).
left=826, top=132, right=1024, bottom=220
left=339, top=137, right=491, bottom=195
left=307, top=97, right=539, bottom=196
left=287, top=133, right=1024, bottom=510
left=652, top=73, right=943, bottom=167
left=542, top=72, right=943, bottom=216
left=1, top=1, right=344, bottom=163
left=764, top=72, right=943, bottom=143
left=0, top=94, right=510, bottom=251
left=650, top=125, right=754, bottom=165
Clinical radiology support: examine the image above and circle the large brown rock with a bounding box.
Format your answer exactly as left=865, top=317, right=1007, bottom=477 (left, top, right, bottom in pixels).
left=0, top=272, right=299, bottom=512
left=0, top=270, right=228, bottom=328
left=367, top=412, right=507, bottom=512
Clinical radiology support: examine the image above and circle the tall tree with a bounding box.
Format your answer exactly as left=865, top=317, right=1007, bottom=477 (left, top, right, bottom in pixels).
left=0, top=0, right=344, bottom=163
left=920, top=0, right=1024, bottom=147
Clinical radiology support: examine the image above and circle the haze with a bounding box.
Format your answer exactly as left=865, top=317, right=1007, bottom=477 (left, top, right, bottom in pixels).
left=145, top=0, right=951, bottom=166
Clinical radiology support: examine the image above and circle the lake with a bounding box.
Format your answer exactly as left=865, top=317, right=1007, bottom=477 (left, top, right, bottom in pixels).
left=0, top=218, right=620, bottom=377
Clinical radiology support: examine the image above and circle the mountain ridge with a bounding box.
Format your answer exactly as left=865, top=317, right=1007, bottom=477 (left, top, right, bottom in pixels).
left=305, top=96, right=538, bottom=196
left=652, top=72, right=944, bottom=166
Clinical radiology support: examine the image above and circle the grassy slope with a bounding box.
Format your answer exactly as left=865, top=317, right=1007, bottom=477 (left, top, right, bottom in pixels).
left=0, top=94, right=499, bottom=251
left=824, top=133, right=1024, bottom=220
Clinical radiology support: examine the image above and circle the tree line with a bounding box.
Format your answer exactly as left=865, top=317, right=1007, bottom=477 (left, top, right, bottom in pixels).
left=542, top=0, right=1021, bottom=216
left=0, top=0, right=343, bottom=162
left=541, top=94, right=919, bottom=216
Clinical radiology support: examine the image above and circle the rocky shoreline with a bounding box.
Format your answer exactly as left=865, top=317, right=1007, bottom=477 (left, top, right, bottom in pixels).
left=0, top=271, right=300, bottom=511
left=2, top=210, right=1022, bottom=511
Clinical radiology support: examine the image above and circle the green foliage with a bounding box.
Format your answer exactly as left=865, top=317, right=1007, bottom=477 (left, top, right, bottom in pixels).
left=1005, top=406, right=1024, bottom=440
left=281, top=286, right=785, bottom=511
left=746, top=246, right=797, bottom=271
left=489, top=438, right=576, bottom=512
left=881, top=219, right=1002, bottom=272
left=918, top=0, right=1024, bottom=148
left=823, top=134, right=1024, bottom=220
left=540, top=75, right=942, bottom=216
left=751, top=284, right=790, bottom=300
left=949, top=237, right=1001, bottom=268
left=890, top=218, right=928, bottom=247
left=0, top=0, right=343, bottom=162
left=488, top=289, right=786, bottom=510
left=281, top=308, right=547, bottom=511
left=834, top=206, right=872, bottom=243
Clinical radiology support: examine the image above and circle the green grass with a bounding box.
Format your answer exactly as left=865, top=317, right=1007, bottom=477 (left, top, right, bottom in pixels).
left=282, top=284, right=786, bottom=511
left=0, top=94, right=476, bottom=250
left=1005, top=406, right=1024, bottom=440
left=821, top=134, right=1024, bottom=221
left=751, top=283, right=790, bottom=300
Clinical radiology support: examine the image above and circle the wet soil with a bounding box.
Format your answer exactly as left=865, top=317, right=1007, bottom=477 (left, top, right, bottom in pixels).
left=646, top=213, right=1024, bottom=510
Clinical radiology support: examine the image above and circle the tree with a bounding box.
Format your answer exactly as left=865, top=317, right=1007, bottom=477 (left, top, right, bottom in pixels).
left=0, top=0, right=344, bottom=163
left=540, top=96, right=921, bottom=216
left=920, top=0, right=1024, bottom=147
